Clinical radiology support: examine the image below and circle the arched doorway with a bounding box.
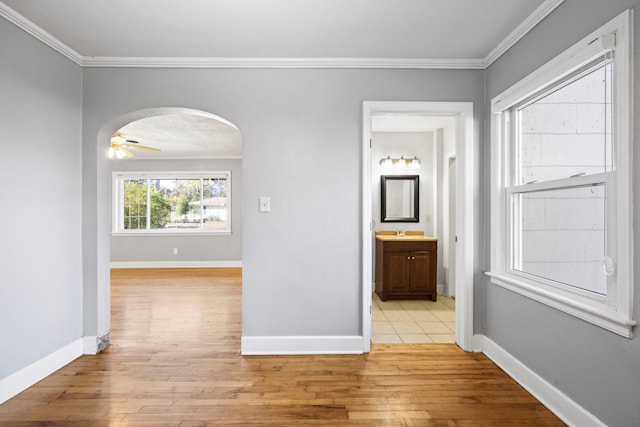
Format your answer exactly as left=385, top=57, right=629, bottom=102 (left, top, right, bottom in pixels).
left=88, top=107, right=242, bottom=352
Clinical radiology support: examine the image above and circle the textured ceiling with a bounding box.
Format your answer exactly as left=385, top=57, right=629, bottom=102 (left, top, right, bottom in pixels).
left=117, top=113, right=242, bottom=159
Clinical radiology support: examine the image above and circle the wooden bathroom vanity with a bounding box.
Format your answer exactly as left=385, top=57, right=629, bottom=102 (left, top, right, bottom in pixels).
left=375, top=232, right=437, bottom=301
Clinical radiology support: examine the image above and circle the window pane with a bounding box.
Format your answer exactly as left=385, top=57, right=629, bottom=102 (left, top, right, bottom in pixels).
left=202, top=177, right=229, bottom=230
left=152, top=179, right=201, bottom=230
left=148, top=180, right=172, bottom=229
left=517, top=63, right=613, bottom=184
left=514, top=184, right=606, bottom=295
left=123, top=179, right=147, bottom=230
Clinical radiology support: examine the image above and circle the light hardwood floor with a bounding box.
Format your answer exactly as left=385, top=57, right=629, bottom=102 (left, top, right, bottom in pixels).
left=0, top=268, right=565, bottom=426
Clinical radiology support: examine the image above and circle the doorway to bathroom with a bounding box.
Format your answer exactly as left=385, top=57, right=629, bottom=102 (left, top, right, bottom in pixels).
left=362, top=101, right=474, bottom=352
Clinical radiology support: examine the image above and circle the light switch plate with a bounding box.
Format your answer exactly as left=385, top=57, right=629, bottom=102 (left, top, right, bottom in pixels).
left=259, top=196, right=270, bottom=212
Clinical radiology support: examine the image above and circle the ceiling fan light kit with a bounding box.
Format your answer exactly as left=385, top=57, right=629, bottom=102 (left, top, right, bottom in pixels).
left=108, top=146, right=127, bottom=159
left=109, top=132, right=161, bottom=159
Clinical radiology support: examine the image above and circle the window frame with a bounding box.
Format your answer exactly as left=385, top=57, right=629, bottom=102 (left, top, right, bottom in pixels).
left=112, top=171, right=232, bottom=235
left=488, top=10, right=635, bottom=337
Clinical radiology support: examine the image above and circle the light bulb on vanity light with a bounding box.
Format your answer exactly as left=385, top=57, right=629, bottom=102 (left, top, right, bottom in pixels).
left=396, top=156, right=408, bottom=169
left=380, top=156, right=393, bottom=169
left=409, top=156, right=421, bottom=169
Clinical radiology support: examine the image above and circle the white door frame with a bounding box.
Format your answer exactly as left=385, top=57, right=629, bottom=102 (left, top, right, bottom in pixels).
left=444, top=154, right=457, bottom=298
left=362, top=101, right=475, bottom=352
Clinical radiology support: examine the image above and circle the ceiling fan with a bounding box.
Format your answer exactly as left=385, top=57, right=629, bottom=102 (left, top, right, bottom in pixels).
left=109, top=132, right=161, bottom=158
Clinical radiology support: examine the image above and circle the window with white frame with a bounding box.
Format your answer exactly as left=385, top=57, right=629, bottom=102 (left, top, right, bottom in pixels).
left=489, top=10, right=634, bottom=337
left=113, top=172, right=231, bottom=234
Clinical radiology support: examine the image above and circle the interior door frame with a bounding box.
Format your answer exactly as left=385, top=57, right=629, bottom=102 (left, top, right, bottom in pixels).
left=444, top=154, right=457, bottom=298
left=362, top=101, right=475, bottom=352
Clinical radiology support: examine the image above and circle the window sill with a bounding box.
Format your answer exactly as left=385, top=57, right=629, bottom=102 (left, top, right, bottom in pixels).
left=486, top=271, right=635, bottom=338
left=112, top=231, right=232, bottom=237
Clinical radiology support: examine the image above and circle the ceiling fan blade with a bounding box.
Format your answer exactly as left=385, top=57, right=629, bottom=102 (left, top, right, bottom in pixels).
left=110, top=132, right=160, bottom=157
left=121, top=144, right=161, bottom=152
left=111, top=132, right=142, bottom=145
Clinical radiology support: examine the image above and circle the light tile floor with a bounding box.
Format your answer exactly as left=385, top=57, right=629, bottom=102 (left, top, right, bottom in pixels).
left=372, top=293, right=456, bottom=344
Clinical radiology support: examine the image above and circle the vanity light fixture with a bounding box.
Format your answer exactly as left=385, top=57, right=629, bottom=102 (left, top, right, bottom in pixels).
left=380, top=155, right=420, bottom=170
left=409, top=156, right=420, bottom=169
left=380, top=156, right=393, bottom=168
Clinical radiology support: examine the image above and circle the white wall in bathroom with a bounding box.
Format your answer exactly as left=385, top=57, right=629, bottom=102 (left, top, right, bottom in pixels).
left=436, top=126, right=457, bottom=295
left=371, top=132, right=434, bottom=236
left=371, top=131, right=435, bottom=284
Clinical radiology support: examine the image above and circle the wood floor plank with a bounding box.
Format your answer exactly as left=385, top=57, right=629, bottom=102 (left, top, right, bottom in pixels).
left=0, top=268, right=566, bottom=426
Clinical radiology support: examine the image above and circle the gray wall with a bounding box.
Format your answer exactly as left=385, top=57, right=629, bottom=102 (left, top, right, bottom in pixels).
left=110, top=158, right=242, bottom=263
left=0, top=18, right=83, bottom=377
left=81, top=67, right=484, bottom=339
left=484, top=1, right=640, bottom=425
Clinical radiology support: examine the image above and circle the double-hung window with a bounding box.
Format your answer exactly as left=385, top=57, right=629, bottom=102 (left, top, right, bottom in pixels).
left=488, top=10, right=634, bottom=337
left=113, top=171, right=231, bottom=234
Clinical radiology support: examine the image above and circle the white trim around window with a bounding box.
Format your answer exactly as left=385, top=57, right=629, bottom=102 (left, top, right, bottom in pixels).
left=488, top=10, right=635, bottom=337
left=112, top=171, right=232, bottom=235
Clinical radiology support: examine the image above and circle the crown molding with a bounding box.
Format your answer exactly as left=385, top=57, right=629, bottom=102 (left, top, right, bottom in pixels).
left=483, top=0, right=565, bottom=68
left=81, top=56, right=486, bottom=69
left=1, top=0, right=563, bottom=70
left=0, top=2, right=83, bottom=65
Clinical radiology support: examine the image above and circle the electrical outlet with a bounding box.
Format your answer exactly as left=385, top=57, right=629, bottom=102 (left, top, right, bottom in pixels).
left=173, top=248, right=178, bottom=255
left=259, top=196, right=271, bottom=212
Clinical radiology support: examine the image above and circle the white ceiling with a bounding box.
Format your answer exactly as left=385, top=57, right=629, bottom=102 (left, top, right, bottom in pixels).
left=0, top=0, right=559, bottom=67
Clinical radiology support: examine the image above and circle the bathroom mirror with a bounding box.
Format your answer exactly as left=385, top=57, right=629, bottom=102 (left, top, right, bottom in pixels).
left=381, top=175, right=419, bottom=222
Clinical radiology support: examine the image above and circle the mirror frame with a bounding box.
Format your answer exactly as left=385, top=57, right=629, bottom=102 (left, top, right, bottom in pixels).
left=380, top=175, right=419, bottom=223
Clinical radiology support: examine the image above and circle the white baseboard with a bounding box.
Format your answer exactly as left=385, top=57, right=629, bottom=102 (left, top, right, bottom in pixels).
left=437, top=283, right=457, bottom=298
left=0, top=339, right=83, bottom=404
left=471, top=333, right=485, bottom=352
left=110, top=260, right=242, bottom=269
left=82, top=336, right=97, bottom=355
left=241, top=335, right=364, bottom=355
left=474, top=334, right=606, bottom=427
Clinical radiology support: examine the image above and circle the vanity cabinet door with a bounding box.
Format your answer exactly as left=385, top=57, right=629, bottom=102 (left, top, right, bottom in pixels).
left=383, top=251, right=411, bottom=293
left=409, top=251, right=435, bottom=294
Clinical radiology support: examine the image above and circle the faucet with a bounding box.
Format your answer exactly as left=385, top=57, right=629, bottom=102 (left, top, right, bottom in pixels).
left=396, top=230, right=405, bottom=237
